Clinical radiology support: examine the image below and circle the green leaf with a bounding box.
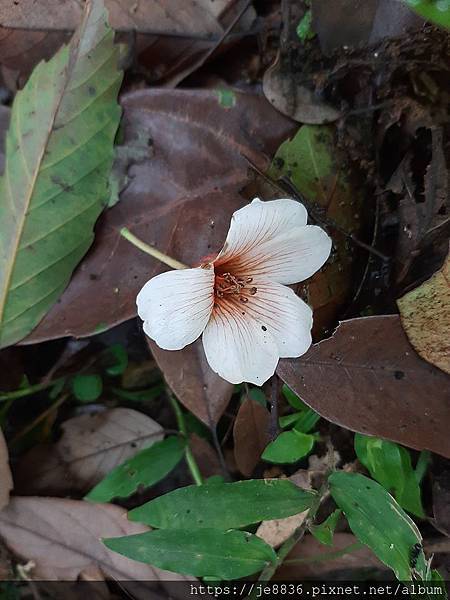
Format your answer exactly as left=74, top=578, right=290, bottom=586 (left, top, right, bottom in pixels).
left=403, top=0, right=450, bottom=29
left=104, top=344, right=128, bottom=376
left=103, top=528, right=276, bottom=579
left=282, top=384, right=307, bottom=410
left=111, top=383, right=164, bottom=403
left=296, top=9, right=315, bottom=41
left=0, top=0, right=123, bottom=348
left=329, top=471, right=427, bottom=581
left=262, top=431, right=315, bottom=464
left=279, top=412, right=303, bottom=428
left=354, top=434, right=425, bottom=517
left=128, top=479, right=316, bottom=529
left=310, top=509, right=342, bottom=546
left=71, top=374, right=103, bottom=402
left=293, top=409, right=320, bottom=433
left=85, top=436, right=186, bottom=502
left=247, top=387, right=267, bottom=407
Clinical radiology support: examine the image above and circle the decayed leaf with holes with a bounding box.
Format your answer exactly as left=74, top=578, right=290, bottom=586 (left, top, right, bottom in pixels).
left=397, top=252, right=450, bottom=374
left=278, top=315, right=450, bottom=458
left=15, top=408, right=163, bottom=495
left=0, top=0, right=123, bottom=348
left=24, top=89, right=294, bottom=343
left=0, top=497, right=192, bottom=596
left=0, top=428, right=13, bottom=510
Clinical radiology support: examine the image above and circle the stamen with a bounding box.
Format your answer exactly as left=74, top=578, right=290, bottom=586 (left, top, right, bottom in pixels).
left=239, top=296, right=248, bottom=303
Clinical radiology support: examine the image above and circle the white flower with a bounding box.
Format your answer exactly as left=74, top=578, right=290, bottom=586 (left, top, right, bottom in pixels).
left=137, top=198, right=332, bottom=385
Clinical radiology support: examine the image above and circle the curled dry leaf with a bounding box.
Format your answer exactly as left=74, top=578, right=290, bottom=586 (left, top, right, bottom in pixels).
left=189, top=433, right=222, bottom=479
left=0, top=497, right=192, bottom=596
left=278, top=315, right=450, bottom=458
left=233, top=397, right=271, bottom=477
left=397, top=252, right=450, bottom=374
left=0, top=428, right=13, bottom=510
left=26, top=89, right=294, bottom=343
left=150, top=339, right=233, bottom=426
left=15, top=408, right=163, bottom=496
left=263, top=53, right=341, bottom=124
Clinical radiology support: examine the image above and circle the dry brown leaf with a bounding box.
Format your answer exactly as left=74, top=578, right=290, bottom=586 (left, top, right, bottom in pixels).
left=257, top=511, right=309, bottom=549
left=275, top=532, right=386, bottom=579
left=15, top=408, right=163, bottom=496
left=0, top=497, right=192, bottom=595
left=0, top=428, right=12, bottom=510
left=25, top=89, right=294, bottom=343
left=189, top=433, right=221, bottom=479
left=263, top=53, right=341, bottom=124
left=432, top=471, right=450, bottom=538
left=150, top=339, right=233, bottom=427
left=278, top=315, right=450, bottom=458
left=233, top=398, right=271, bottom=477
left=397, top=252, right=450, bottom=374
left=256, top=471, right=312, bottom=548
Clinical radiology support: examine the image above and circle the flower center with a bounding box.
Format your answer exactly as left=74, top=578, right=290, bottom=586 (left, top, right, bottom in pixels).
left=214, top=272, right=257, bottom=303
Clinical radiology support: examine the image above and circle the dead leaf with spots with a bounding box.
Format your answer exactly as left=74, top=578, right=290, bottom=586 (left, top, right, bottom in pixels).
left=233, top=398, right=271, bottom=477
left=0, top=497, right=192, bottom=597
left=15, top=408, right=163, bottom=496
left=398, top=251, right=449, bottom=374
left=278, top=315, right=450, bottom=458
left=0, top=428, right=13, bottom=510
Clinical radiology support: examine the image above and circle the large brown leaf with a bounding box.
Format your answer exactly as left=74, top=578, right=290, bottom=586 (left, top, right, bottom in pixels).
left=0, top=1, right=255, bottom=84
left=15, top=408, right=164, bottom=496
left=277, top=315, right=450, bottom=458
left=0, top=428, right=12, bottom=510
left=26, top=89, right=294, bottom=343
left=150, top=339, right=233, bottom=426
left=233, top=398, right=271, bottom=477
left=0, top=497, right=191, bottom=594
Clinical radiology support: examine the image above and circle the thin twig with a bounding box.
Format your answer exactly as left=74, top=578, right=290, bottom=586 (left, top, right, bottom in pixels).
left=181, top=0, right=253, bottom=78
left=0, top=377, right=65, bottom=402
left=10, top=393, right=69, bottom=445
left=168, top=392, right=203, bottom=486
left=120, top=228, right=188, bottom=270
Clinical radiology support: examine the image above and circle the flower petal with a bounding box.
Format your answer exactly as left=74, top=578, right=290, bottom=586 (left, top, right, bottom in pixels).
left=220, top=225, right=332, bottom=285
left=215, top=198, right=308, bottom=265
left=202, top=299, right=279, bottom=385
left=137, top=267, right=214, bottom=351
left=238, top=279, right=313, bottom=358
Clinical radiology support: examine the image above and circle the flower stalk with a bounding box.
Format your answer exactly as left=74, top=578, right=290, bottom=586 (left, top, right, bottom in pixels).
left=120, top=227, right=188, bottom=270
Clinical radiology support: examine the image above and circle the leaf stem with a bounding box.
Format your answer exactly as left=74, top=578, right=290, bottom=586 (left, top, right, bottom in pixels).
left=168, top=392, right=203, bottom=486
left=120, top=228, right=188, bottom=270
left=0, top=377, right=65, bottom=403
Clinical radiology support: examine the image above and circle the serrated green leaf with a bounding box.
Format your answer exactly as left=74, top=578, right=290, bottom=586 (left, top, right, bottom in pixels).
left=329, top=471, right=427, bottom=581
left=104, top=528, right=276, bottom=579
left=262, top=430, right=315, bottom=464
left=355, top=434, right=425, bottom=517
left=86, top=436, right=186, bottom=503
left=310, top=509, right=341, bottom=546
left=0, top=0, right=123, bottom=348
left=128, top=479, right=316, bottom=529
left=71, top=374, right=103, bottom=402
